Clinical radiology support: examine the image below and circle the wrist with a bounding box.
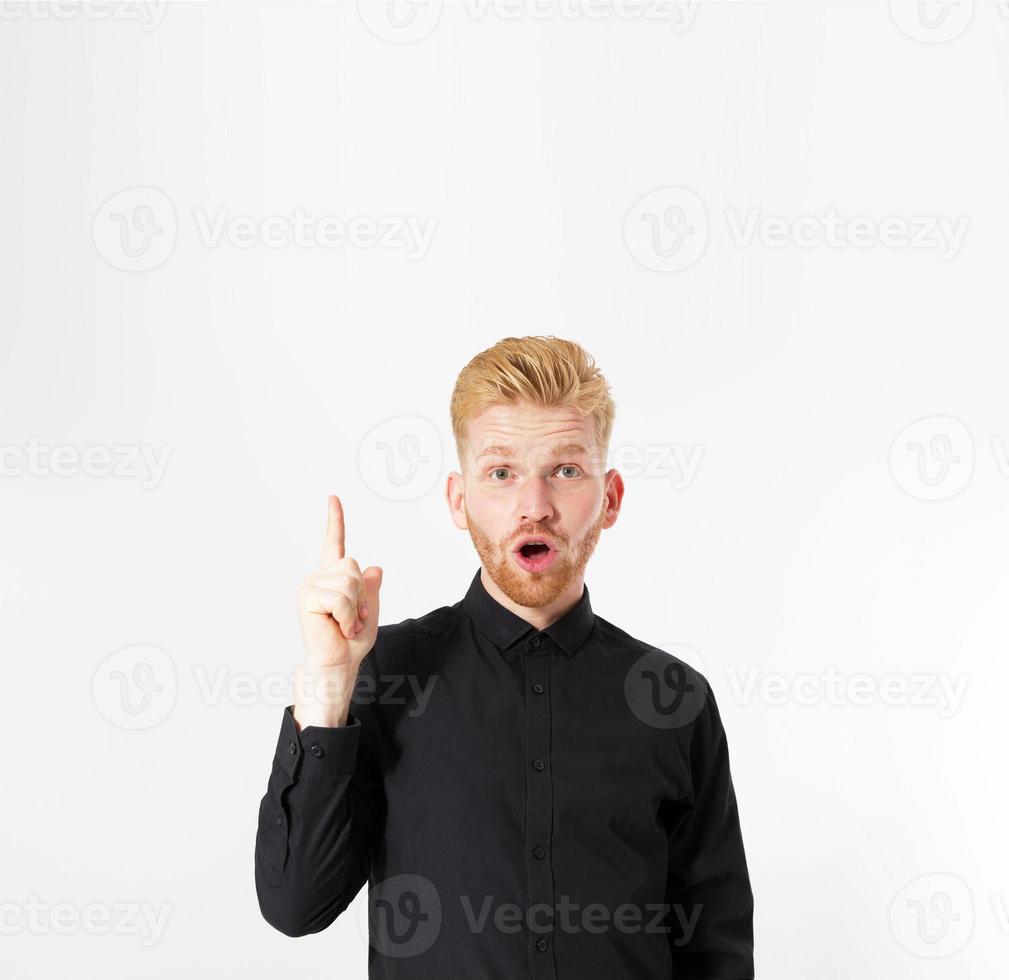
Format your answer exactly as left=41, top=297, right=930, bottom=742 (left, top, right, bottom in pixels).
left=292, top=702, right=350, bottom=730
left=292, top=662, right=358, bottom=728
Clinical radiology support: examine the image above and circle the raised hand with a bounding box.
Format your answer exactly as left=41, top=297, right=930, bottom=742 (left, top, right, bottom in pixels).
left=293, top=495, right=383, bottom=727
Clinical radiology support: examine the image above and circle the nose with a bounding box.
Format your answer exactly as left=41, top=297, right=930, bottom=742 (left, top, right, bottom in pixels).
left=518, top=475, right=554, bottom=526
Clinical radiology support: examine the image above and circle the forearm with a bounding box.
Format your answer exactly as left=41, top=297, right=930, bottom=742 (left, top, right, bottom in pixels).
left=255, top=705, right=379, bottom=937
left=292, top=662, right=359, bottom=729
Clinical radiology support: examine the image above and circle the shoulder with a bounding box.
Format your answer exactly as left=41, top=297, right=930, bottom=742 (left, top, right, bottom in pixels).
left=594, top=615, right=707, bottom=676
left=377, top=602, right=462, bottom=642
left=592, top=614, right=715, bottom=724
left=360, top=601, right=465, bottom=674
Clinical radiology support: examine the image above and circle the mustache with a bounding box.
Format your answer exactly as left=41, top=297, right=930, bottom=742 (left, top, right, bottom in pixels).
left=509, top=529, right=562, bottom=545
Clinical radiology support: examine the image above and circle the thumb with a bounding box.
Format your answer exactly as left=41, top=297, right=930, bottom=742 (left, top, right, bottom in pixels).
left=362, top=566, right=383, bottom=621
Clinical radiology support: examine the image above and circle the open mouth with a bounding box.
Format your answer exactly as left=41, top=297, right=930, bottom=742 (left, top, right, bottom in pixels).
left=513, top=539, right=558, bottom=573
left=520, top=542, right=550, bottom=560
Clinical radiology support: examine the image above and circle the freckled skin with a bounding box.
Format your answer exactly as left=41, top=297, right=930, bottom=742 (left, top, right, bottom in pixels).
left=446, top=402, right=624, bottom=627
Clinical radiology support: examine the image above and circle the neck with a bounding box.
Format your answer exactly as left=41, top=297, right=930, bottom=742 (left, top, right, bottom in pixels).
left=480, top=566, right=584, bottom=631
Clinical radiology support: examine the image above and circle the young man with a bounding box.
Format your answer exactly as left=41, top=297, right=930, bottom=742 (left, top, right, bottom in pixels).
left=255, top=336, right=755, bottom=979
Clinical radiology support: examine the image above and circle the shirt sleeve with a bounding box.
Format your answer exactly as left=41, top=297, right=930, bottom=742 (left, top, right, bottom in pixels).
left=665, top=680, right=755, bottom=979
left=254, top=703, right=386, bottom=937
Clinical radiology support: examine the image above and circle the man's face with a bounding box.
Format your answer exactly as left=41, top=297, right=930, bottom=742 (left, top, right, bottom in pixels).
left=447, top=402, right=623, bottom=609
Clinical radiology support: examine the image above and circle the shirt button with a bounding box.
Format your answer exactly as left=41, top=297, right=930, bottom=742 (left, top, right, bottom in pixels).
left=535, top=938, right=549, bottom=952
left=309, top=744, right=324, bottom=758
left=532, top=846, right=546, bottom=860
left=530, top=636, right=541, bottom=648
left=287, top=741, right=297, bottom=755
left=274, top=814, right=284, bottom=826
left=532, top=683, right=544, bottom=695
left=531, top=759, right=545, bottom=771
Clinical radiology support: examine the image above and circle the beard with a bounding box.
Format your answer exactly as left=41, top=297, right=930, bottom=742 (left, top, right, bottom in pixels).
left=464, top=499, right=606, bottom=609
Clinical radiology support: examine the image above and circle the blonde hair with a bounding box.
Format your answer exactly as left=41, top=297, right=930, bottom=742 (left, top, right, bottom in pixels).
left=450, top=336, right=615, bottom=467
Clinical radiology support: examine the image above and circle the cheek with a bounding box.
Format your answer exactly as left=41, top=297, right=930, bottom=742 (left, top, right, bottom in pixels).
left=567, top=485, right=604, bottom=520
left=464, top=494, right=504, bottom=535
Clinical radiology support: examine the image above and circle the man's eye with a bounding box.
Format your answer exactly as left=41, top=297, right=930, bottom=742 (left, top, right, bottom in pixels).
left=487, top=465, right=580, bottom=481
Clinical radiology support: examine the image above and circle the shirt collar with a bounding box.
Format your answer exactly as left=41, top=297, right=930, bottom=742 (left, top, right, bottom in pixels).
left=461, top=566, right=595, bottom=657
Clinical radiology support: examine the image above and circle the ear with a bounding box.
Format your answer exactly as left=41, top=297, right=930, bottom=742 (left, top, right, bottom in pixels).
left=601, top=468, right=625, bottom=529
left=446, top=469, right=469, bottom=530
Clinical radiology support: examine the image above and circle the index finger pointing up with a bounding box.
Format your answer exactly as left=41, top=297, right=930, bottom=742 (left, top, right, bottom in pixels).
left=323, top=494, right=345, bottom=566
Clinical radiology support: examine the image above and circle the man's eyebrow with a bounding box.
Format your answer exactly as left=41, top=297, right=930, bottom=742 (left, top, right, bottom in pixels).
left=476, top=442, right=590, bottom=461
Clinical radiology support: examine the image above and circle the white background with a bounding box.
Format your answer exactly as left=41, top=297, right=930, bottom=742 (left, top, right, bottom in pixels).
left=2, top=1, right=1007, bottom=977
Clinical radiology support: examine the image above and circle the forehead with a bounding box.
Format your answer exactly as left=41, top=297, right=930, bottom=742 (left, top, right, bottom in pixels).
left=467, top=403, right=595, bottom=453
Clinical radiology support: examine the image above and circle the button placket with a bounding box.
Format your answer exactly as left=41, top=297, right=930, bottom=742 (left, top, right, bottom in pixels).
left=523, top=635, right=557, bottom=979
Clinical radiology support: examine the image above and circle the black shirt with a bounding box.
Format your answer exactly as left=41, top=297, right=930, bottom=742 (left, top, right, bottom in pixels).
left=255, top=567, right=755, bottom=979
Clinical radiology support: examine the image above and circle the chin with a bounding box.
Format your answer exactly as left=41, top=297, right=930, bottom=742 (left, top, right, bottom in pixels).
left=495, top=556, right=572, bottom=608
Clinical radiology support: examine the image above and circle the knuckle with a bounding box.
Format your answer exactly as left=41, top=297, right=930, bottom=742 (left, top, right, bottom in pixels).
left=341, top=578, right=362, bottom=602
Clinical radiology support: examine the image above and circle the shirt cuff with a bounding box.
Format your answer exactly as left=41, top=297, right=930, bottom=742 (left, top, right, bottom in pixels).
left=275, top=704, right=362, bottom=781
